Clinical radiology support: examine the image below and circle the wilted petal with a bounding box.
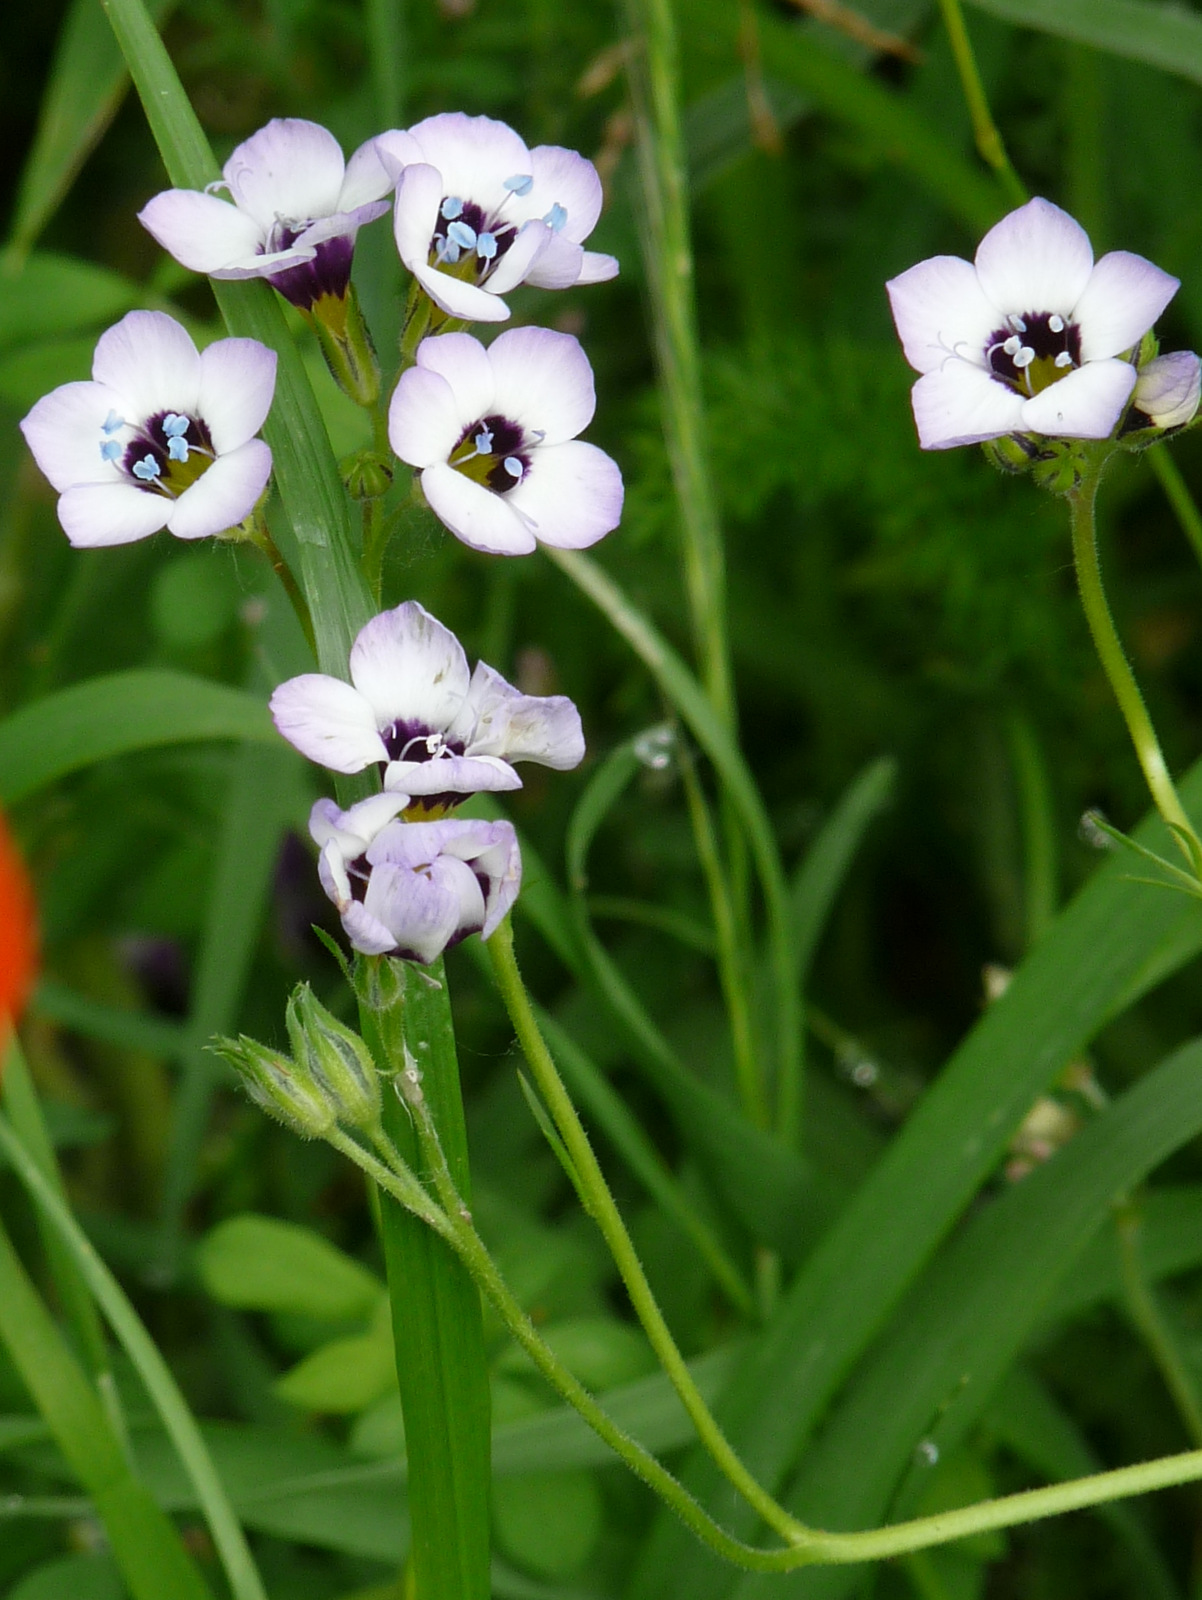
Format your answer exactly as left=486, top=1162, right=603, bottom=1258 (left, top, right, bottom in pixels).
left=974, top=197, right=1093, bottom=316
left=166, top=439, right=272, bottom=539
left=506, top=440, right=623, bottom=549
left=453, top=661, right=585, bottom=769
left=363, top=857, right=470, bottom=964
left=20, top=380, right=127, bottom=493
left=1074, top=252, right=1179, bottom=362
left=310, top=793, right=410, bottom=856
left=223, top=119, right=346, bottom=233
left=270, top=675, right=387, bottom=771
left=421, top=463, right=536, bottom=554
left=1132, top=351, right=1202, bottom=429
left=909, top=361, right=1026, bottom=449
left=92, top=310, right=201, bottom=420
left=385, top=753, right=521, bottom=795
left=1019, top=358, right=1136, bottom=438
left=488, top=326, right=596, bottom=442
left=197, top=338, right=277, bottom=453
left=138, top=189, right=267, bottom=272
left=58, top=482, right=172, bottom=547
left=349, top=601, right=471, bottom=733
left=340, top=899, right=400, bottom=956
left=886, top=255, right=998, bottom=376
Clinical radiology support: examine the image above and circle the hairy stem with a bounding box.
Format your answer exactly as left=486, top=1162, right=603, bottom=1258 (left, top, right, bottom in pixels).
left=935, top=0, right=1026, bottom=206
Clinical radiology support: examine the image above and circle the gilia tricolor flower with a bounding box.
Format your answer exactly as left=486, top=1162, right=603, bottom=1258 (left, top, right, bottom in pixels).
left=139, top=119, right=393, bottom=313
left=270, top=600, right=584, bottom=806
left=886, top=198, right=1181, bottom=450
left=20, top=312, right=275, bottom=547
left=389, top=329, right=623, bottom=554
left=310, top=796, right=521, bottom=961
left=376, top=113, right=618, bottom=324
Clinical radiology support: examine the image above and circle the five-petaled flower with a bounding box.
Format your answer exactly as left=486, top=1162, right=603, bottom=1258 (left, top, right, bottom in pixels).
left=377, top=113, right=618, bottom=324
left=310, top=796, right=521, bottom=961
left=389, top=329, right=623, bottom=554
left=138, top=119, right=394, bottom=313
left=20, top=311, right=276, bottom=547
left=270, top=599, right=585, bottom=806
left=886, top=197, right=1180, bottom=450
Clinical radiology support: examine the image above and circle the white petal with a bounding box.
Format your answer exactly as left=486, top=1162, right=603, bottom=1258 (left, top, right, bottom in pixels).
left=420, top=464, right=535, bottom=554
left=339, top=137, right=397, bottom=210
left=885, top=255, right=998, bottom=376
left=487, top=327, right=596, bottom=443
left=223, top=118, right=346, bottom=232
left=524, top=145, right=603, bottom=241
left=519, top=234, right=584, bottom=292
left=575, top=250, right=619, bottom=285
left=166, top=439, right=272, bottom=539
left=506, top=440, right=623, bottom=549
left=406, top=112, right=532, bottom=216
left=20, top=380, right=127, bottom=492
left=388, top=365, right=467, bottom=468
left=138, top=189, right=267, bottom=273
left=416, top=332, right=496, bottom=428
left=909, top=361, right=1026, bottom=449
left=349, top=600, right=471, bottom=732
left=1073, top=252, right=1180, bottom=362
left=92, top=311, right=201, bottom=419
left=209, top=246, right=316, bottom=281
left=57, top=483, right=171, bottom=547
left=270, top=675, right=387, bottom=771
left=484, top=221, right=552, bottom=295
left=385, top=753, right=521, bottom=794
left=317, top=837, right=353, bottom=908
left=392, top=162, right=444, bottom=273
left=363, top=859, right=465, bottom=964
left=974, top=197, right=1093, bottom=316
left=1132, top=351, right=1202, bottom=428
left=413, top=261, right=510, bottom=323
left=310, top=793, right=410, bottom=854
left=292, top=205, right=386, bottom=252
left=454, top=661, right=584, bottom=769
left=1019, top=359, right=1136, bottom=438
left=197, top=339, right=277, bottom=453
left=373, top=129, right=423, bottom=184
left=340, top=899, right=399, bottom=956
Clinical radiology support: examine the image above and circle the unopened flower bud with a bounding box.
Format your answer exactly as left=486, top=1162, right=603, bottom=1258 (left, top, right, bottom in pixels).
left=285, top=983, right=381, bottom=1131
left=1131, top=351, right=1202, bottom=431
left=341, top=449, right=394, bottom=501
left=981, top=434, right=1039, bottom=475
left=212, top=1034, right=335, bottom=1139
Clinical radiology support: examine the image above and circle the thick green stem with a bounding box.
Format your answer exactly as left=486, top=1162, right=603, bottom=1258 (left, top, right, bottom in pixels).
left=1116, top=1202, right=1202, bottom=1447
left=358, top=958, right=491, bottom=1600
left=1069, top=462, right=1202, bottom=874
left=935, top=0, right=1027, bottom=206
left=487, top=918, right=800, bottom=1540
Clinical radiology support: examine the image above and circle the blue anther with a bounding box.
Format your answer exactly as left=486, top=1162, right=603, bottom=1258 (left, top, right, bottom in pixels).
left=504, top=174, right=534, bottom=195
left=441, top=240, right=461, bottom=265
left=476, top=231, right=497, bottom=260
left=475, top=427, right=494, bottom=454
left=167, top=436, right=191, bottom=462
left=543, top=203, right=567, bottom=232
left=162, top=413, right=190, bottom=437
left=132, top=454, right=162, bottom=482
left=447, top=220, right=477, bottom=251
left=503, top=456, right=524, bottom=479
left=99, top=438, right=122, bottom=463
left=101, top=410, right=125, bottom=435
left=441, top=196, right=464, bottom=220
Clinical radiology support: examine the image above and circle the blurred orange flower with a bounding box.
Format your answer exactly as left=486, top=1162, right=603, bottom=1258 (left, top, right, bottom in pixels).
left=0, top=810, right=37, bottom=1037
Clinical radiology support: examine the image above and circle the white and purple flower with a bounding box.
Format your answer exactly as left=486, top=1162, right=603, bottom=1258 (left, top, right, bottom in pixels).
left=376, top=112, right=618, bottom=324
left=886, top=197, right=1180, bottom=450
left=270, top=599, right=585, bottom=805
left=1129, top=351, right=1202, bottom=432
left=311, top=796, right=521, bottom=961
left=389, top=329, right=623, bottom=555
left=20, top=310, right=275, bottom=547
left=138, top=119, right=393, bottom=312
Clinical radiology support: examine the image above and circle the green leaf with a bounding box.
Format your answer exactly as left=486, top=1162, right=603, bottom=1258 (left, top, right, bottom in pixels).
left=198, top=1214, right=384, bottom=1321
left=965, top=0, right=1202, bottom=87
left=6, top=0, right=178, bottom=255
left=0, top=254, right=140, bottom=350
left=0, top=670, right=274, bottom=805
left=497, top=1317, right=655, bottom=1392
left=275, top=1300, right=396, bottom=1414
left=8, top=1553, right=125, bottom=1600
left=493, top=1470, right=603, bottom=1581
left=1040, top=1184, right=1202, bottom=1327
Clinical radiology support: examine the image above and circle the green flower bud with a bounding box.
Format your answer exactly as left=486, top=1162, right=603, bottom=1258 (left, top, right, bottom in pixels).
left=212, top=1034, right=335, bottom=1140
left=286, top=983, right=381, bottom=1132
left=341, top=449, right=394, bottom=501
left=981, top=434, right=1039, bottom=476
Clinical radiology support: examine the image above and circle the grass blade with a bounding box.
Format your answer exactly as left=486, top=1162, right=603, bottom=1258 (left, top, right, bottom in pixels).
left=965, top=0, right=1202, bottom=88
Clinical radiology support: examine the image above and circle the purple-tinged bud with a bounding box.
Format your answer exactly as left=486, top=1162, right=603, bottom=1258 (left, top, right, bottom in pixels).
left=1132, top=351, right=1202, bottom=431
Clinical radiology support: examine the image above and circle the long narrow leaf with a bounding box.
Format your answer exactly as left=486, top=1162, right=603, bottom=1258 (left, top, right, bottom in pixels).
left=966, top=0, right=1202, bottom=88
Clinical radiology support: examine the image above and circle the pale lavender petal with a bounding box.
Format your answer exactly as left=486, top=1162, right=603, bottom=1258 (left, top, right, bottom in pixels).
left=885, top=255, right=998, bottom=376
left=405, top=112, right=532, bottom=215
left=317, top=839, right=354, bottom=908
left=477, top=831, right=521, bottom=937
left=309, top=793, right=410, bottom=855
left=373, top=129, right=424, bottom=185
left=506, top=440, right=623, bottom=550
left=388, top=365, right=466, bottom=469
left=197, top=338, right=277, bottom=453
left=223, top=118, right=346, bottom=232
left=413, top=260, right=510, bottom=323
left=209, top=247, right=316, bottom=282
left=1132, top=351, right=1202, bottom=428
left=420, top=464, right=535, bottom=554
left=908, top=361, right=1026, bottom=449
left=575, top=250, right=620, bottom=286
left=292, top=205, right=387, bottom=253
left=974, top=197, right=1093, bottom=316
left=363, top=859, right=466, bottom=964
left=484, top=221, right=552, bottom=295
left=1073, top=252, right=1180, bottom=362
left=415, top=332, right=495, bottom=422
left=521, top=235, right=585, bottom=292
left=452, top=661, right=585, bottom=769
left=138, top=189, right=267, bottom=272
left=1019, top=359, right=1136, bottom=438
left=270, top=675, right=387, bottom=771
left=340, top=899, right=399, bottom=956
left=349, top=600, right=471, bottom=733
left=20, top=380, right=127, bottom=492
left=392, top=163, right=444, bottom=274
left=339, top=136, right=398, bottom=210
left=92, top=311, right=202, bottom=420
left=487, top=327, right=596, bottom=442
left=58, top=483, right=171, bottom=547
left=524, top=145, right=603, bottom=241
left=166, top=439, right=272, bottom=540
left=384, top=753, right=522, bottom=795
